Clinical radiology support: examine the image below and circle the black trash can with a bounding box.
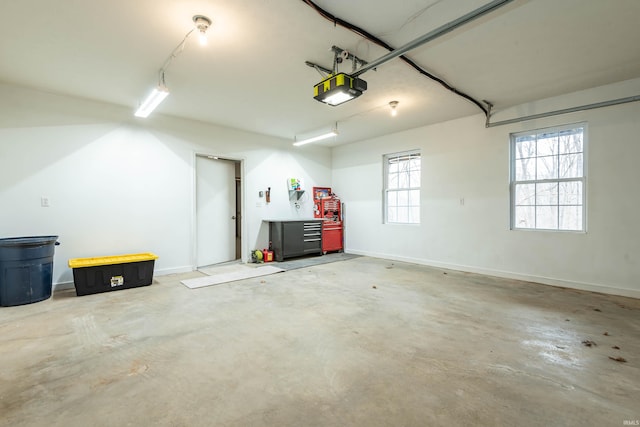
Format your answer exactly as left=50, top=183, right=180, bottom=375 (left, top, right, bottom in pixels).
left=0, top=236, right=59, bottom=307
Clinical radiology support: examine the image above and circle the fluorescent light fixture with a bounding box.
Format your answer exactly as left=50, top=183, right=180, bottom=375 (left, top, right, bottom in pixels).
left=135, top=85, right=169, bottom=118
left=293, top=129, right=338, bottom=146
left=313, top=73, right=367, bottom=106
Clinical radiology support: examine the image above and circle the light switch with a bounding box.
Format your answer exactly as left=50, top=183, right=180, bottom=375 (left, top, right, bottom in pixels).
left=41, top=197, right=50, bottom=207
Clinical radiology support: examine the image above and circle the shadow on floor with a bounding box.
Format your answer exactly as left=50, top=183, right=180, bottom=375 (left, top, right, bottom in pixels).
left=273, top=252, right=360, bottom=271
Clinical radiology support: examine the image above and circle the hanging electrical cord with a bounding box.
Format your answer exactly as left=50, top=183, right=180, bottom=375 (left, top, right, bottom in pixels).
left=300, top=0, right=489, bottom=116
left=158, top=28, right=196, bottom=87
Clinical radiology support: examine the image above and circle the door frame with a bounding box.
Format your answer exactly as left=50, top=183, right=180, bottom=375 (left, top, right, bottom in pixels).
left=192, top=152, right=246, bottom=269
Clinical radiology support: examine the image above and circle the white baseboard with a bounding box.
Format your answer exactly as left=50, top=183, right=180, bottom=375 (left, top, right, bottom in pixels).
left=346, top=249, right=640, bottom=299
left=53, top=281, right=75, bottom=292
left=155, top=265, right=195, bottom=276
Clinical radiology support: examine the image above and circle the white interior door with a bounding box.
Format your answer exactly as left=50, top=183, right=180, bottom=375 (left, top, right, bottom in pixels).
left=196, top=156, right=236, bottom=267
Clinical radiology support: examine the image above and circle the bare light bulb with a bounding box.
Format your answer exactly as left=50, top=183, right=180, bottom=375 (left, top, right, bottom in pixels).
left=198, top=31, right=208, bottom=46
left=193, top=15, right=212, bottom=47
left=389, top=101, right=399, bottom=117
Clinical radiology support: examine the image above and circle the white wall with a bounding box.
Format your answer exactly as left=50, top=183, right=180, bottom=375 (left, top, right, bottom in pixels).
left=332, top=79, right=640, bottom=298
left=3, top=79, right=638, bottom=298
left=0, top=84, right=331, bottom=287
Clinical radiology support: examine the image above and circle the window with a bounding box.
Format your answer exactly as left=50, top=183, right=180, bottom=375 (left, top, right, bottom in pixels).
left=510, top=123, right=586, bottom=231
left=384, top=150, right=420, bottom=224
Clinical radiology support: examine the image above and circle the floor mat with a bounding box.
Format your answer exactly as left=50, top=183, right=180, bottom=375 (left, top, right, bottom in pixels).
left=181, top=264, right=284, bottom=289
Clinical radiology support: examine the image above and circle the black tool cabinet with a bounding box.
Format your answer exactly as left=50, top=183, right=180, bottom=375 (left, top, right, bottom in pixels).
left=268, top=220, right=323, bottom=261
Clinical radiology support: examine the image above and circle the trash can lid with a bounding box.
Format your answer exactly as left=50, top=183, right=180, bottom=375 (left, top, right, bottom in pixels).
left=0, top=236, right=59, bottom=247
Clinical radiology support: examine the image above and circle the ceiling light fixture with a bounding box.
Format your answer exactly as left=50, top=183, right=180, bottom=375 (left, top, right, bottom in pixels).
left=193, top=15, right=212, bottom=46
left=134, top=85, right=170, bottom=118
left=293, top=126, right=338, bottom=146
left=389, top=100, right=399, bottom=117
left=134, top=14, right=212, bottom=118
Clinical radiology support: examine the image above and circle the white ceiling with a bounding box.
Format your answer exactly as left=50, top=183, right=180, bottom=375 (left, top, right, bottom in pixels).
left=1, top=0, right=639, bottom=146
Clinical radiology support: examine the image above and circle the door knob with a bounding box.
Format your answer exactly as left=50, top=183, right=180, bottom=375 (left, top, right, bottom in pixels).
left=231, top=216, right=236, bottom=220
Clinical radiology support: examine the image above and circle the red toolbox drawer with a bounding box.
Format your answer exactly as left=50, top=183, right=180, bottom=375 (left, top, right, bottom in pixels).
left=322, top=223, right=343, bottom=253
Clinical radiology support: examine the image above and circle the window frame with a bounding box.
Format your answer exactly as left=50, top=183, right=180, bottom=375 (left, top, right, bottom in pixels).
left=383, top=149, right=421, bottom=225
left=509, top=122, right=587, bottom=232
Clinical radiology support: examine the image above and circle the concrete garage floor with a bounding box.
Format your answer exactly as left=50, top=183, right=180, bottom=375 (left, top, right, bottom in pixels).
left=1, top=257, right=639, bottom=427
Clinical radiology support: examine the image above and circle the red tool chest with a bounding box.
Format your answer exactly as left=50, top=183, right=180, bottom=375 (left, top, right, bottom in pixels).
left=313, top=187, right=343, bottom=253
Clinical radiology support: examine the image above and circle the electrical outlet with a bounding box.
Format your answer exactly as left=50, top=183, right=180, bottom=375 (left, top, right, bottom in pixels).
left=41, top=197, right=50, bottom=207
left=460, top=197, right=465, bottom=206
